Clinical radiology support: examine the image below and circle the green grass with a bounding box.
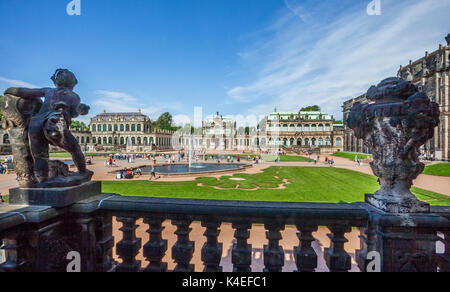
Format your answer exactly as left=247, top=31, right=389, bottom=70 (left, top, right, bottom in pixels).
left=423, top=163, right=450, bottom=177
left=50, top=152, right=115, bottom=158
left=101, top=166, right=450, bottom=206
left=333, top=152, right=372, bottom=161
left=2, top=195, right=8, bottom=203
left=279, top=155, right=310, bottom=162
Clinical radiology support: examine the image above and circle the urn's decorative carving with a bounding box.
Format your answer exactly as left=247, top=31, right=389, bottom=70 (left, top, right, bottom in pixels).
left=347, top=77, right=440, bottom=213
left=2, top=69, right=93, bottom=188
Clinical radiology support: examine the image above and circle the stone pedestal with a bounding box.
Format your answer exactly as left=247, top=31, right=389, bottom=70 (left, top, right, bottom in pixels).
left=9, top=181, right=101, bottom=207
left=365, top=194, right=430, bottom=214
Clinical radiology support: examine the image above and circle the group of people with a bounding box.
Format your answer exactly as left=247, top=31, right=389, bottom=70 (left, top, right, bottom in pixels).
left=117, top=167, right=142, bottom=179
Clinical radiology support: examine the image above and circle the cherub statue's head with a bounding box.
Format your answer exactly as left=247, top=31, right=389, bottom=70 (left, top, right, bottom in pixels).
left=51, top=69, right=78, bottom=89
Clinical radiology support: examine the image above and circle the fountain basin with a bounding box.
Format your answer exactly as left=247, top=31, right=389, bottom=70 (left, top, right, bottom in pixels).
left=114, top=163, right=250, bottom=176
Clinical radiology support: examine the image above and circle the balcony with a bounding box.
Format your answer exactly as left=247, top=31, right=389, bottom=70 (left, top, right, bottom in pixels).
left=1, top=194, right=449, bottom=272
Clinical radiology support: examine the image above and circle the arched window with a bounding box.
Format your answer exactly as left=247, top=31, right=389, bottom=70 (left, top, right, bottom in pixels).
left=137, top=124, right=141, bottom=132
left=86, top=137, right=90, bottom=144
left=120, top=137, right=124, bottom=145
left=275, top=124, right=281, bottom=132
left=144, top=137, right=148, bottom=145
left=215, top=126, right=221, bottom=134
left=261, top=138, right=266, bottom=146
left=336, top=138, right=342, bottom=146
left=318, top=138, right=323, bottom=146
left=97, top=138, right=101, bottom=145
left=283, top=138, right=288, bottom=146
left=277, top=138, right=281, bottom=145
left=108, top=137, right=112, bottom=144
left=108, top=124, right=112, bottom=132
left=81, top=137, right=85, bottom=144
left=131, top=124, right=136, bottom=132
left=150, top=137, right=154, bottom=144
left=137, top=137, right=141, bottom=145
left=312, top=138, right=317, bottom=146
left=311, top=124, right=317, bottom=132
left=114, top=137, right=118, bottom=145
left=325, top=124, right=331, bottom=131
left=103, top=137, right=107, bottom=144
left=325, top=138, right=331, bottom=146
left=114, top=124, right=118, bottom=131
left=103, top=124, right=107, bottom=131
left=304, top=125, right=310, bottom=132
left=289, top=125, right=295, bottom=132
left=269, top=138, right=273, bottom=145
left=297, top=124, right=302, bottom=131
left=269, top=124, right=273, bottom=131
left=92, top=124, right=96, bottom=132
left=305, top=138, right=310, bottom=146
left=297, top=138, right=302, bottom=146
left=3, top=134, right=9, bottom=144
left=282, top=125, right=288, bottom=132
left=290, top=138, right=295, bottom=146
left=131, top=137, right=136, bottom=145
left=318, top=124, right=323, bottom=132
left=126, top=124, right=130, bottom=132
left=76, top=137, right=80, bottom=143
left=120, top=124, right=124, bottom=131
left=93, top=137, right=96, bottom=144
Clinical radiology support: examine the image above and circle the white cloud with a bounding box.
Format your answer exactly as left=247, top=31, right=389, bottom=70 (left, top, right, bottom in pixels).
left=227, top=0, right=450, bottom=118
left=92, top=90, right=184, bottom=121
left=0, top=76, right=40, bottom=89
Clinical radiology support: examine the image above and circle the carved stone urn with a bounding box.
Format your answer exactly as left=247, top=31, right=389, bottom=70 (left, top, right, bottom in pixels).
left=347, top=77, right=440, bottom=213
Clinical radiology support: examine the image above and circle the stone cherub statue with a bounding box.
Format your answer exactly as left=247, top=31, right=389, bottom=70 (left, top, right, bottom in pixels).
left=347, top=77, right=440, bottom=213
left=2, top=69, right=93, bottom=188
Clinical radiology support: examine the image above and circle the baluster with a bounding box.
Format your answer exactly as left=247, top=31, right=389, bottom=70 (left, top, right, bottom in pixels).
left=232, top=222, right=252, bottom=272
left=201, top=221, right=223, bottom=272
left=356, top=222, right=377, bottom=272
left=0, top=235, right=30, bottom=272
left=95, top=215, right=115, bottom=272
left=172, top=219, right=194, bottom=272
left=439, top=231, right=450, bottom=272
left=115, top=217, right=141, bottom=272
left=264, top=223, right=285, bottom=272
left=294, top=224, right=318, bottom=272
left=324, top=225, right=352, bottom=272
left=143, top=217, right=168, bottom=272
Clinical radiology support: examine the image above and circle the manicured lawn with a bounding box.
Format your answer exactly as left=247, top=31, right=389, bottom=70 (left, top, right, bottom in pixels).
left=101, top=166, right=450, bottom=206
left=50, top=152, right=115, bottom=158
left=423, top=163, right=450, bottom=177
left=279, top=155, right=310, bottom=162
left=333, top=152, right=372, bottom=161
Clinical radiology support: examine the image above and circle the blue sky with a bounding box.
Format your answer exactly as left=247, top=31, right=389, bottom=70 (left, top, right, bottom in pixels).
left=0, top=0, right=449, bottom=126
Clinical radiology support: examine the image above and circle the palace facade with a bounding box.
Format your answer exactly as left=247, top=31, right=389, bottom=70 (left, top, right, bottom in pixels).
left=88, top=110, right=174, bottom=152
left=265, top=110, right=344, bottom=154
left=176, top=110, right=344, bottom=154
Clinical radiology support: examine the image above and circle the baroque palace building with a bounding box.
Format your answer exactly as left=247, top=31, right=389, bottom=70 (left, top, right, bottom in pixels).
left=265, top=109, right=344, bottom=154
left=176, top=110, right=344, bottom=154
left=343, top=34, right=450, bottom=161
left=88, top=110, right=174, bottom=153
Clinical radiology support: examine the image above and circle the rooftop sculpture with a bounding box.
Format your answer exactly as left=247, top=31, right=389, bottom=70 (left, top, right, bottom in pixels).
left=2, top=69, right=93, bottom=188
left=347, top=77, right=440, bottom=213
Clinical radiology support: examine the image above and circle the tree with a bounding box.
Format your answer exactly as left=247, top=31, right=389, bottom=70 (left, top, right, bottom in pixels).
left=70, top=120, right=89, bottom=131
left=153, top=112, right=181, bottom=131
left=300, top=105, right=321, bottom=112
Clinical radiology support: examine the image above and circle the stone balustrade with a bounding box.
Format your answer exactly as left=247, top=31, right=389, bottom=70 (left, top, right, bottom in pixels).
left=0, top=195, right=449, bottom=272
